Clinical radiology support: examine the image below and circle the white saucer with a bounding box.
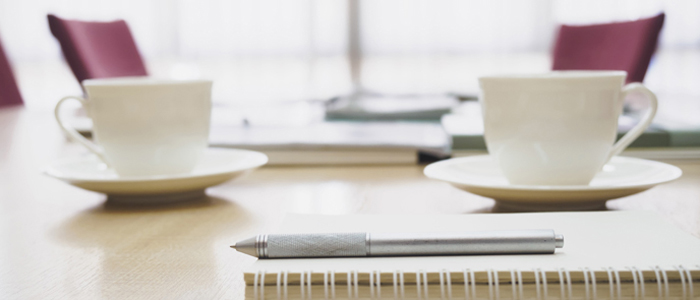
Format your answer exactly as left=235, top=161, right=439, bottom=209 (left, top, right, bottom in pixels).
left=45, top=148, right=268, bottom=204
left=424, top=155, right=682, bottom=211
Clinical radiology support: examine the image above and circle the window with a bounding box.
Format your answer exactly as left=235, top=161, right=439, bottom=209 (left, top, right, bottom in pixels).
left=1, top=0, right=698, bottom=109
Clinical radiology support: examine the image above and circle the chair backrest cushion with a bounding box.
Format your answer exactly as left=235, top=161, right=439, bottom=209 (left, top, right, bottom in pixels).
left=48, top=14, right=148, bottom=83
left=0, top=36, right=23, bottom=107
left=552, top=13, right=665, bottom=83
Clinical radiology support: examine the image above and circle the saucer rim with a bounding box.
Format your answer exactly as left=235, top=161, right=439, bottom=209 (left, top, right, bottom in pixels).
left=43, top=147, right=268, bottom=183
left=423, top=155, right=682, bottom=191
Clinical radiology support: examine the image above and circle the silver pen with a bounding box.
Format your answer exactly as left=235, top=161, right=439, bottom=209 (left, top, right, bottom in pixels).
left=231, top=229, right=564, bottom=258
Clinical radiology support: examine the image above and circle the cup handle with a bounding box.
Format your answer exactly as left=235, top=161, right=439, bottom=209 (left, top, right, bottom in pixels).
left=55, top=96, right=110, bottom=165
left=606, top=83, right=658, bottom=162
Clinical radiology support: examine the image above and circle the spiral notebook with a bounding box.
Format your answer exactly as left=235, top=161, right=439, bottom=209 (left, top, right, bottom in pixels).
left=243, top=211, right=700, bottom=299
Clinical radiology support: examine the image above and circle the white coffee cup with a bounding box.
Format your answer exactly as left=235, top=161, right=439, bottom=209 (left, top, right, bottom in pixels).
left=479, top=71, right=657, bottom=186
left=55, top=78, right=212, bottom=177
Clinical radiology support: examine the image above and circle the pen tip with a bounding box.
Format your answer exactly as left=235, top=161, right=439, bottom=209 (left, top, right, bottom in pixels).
left=230, top=243, right=236, bottom=249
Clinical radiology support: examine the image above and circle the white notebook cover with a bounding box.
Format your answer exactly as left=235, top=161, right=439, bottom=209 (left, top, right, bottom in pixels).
left=245, top=211, right=700, bottom=280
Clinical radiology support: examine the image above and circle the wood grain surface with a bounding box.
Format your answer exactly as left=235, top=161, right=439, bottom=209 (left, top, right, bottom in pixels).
left=1, top=107, right=699, bottom=299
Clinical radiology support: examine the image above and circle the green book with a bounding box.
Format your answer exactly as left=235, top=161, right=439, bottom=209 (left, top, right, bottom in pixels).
left=441, top=114, right=700, bottom=151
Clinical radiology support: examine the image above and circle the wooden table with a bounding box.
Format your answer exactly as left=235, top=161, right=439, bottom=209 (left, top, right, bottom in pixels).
left=1, top=107, right=699, bottom=299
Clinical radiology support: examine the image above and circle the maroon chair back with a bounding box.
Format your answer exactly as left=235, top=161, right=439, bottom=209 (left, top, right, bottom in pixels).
left=552, top=13, right=665, bottom=83
left=47, top=14, right=148, bottom=84
left=0, top=35, right=23, bottom=107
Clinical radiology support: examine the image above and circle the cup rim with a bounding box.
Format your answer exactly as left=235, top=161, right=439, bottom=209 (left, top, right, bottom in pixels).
left=479, top=70, right=627, bottom=80
left=83, top=77, right=212, bottom=87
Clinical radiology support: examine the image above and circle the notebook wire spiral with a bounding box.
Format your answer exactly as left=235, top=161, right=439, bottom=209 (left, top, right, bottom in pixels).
left=247, top=266, right=699, bottom=300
